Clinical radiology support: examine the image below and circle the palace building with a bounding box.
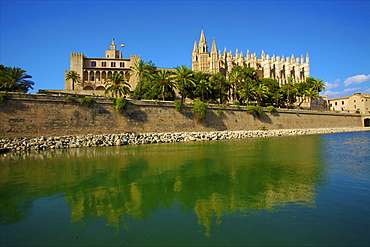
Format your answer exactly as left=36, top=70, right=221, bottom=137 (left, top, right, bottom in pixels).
left=192, top=30, right=310, bottom=85
left=65, top=39, right=140, bottom=94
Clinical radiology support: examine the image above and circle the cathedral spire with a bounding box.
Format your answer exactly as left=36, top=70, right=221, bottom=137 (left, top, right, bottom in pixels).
left=193, top=40, right=198, bottom=52
left=198, top=29, right=208, bottom=53
left=211, top=38, right=217, bottom=54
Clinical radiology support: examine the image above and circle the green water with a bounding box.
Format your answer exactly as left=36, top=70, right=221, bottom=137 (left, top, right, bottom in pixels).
left=1, top=132, right=369, bottom=246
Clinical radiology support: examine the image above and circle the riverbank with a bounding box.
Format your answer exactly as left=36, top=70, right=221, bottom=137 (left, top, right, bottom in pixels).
left=0, top=127, right=368, bottom=152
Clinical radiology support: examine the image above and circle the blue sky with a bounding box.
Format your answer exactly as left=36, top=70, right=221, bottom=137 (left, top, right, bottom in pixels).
left=1, top=0, right=369, bottom=98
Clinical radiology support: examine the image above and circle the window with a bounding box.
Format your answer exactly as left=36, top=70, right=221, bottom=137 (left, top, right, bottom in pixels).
left=342, top=101, right=344, bottom=105
left=354, top=105, right=356, bottom=109
left=102, top=62, right=106, bottom=67
left=335, top=102, right=337, bottom=106
left=91, top=61, right=96, bottom=67
left=91, top=76, right=94, bottom=81
left=111, top=62, right=116, bottom=67
left=120, top=62, right=125, bottom=67
left=354, top=100, right=356, bottom=103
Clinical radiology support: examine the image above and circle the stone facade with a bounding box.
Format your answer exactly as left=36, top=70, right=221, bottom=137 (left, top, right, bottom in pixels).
left=192, top=30, right=310, bottom=85
left=65, top=39, right=141, bottom=94
left=329, top=93, right=370, bottom=114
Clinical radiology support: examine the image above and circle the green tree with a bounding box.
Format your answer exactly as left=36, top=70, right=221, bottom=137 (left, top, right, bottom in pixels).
left=210, top=72, right=228, bottom=104
left=174, top=65, right=194, bottom=103
left=228, top=68, right=242, bottom=102
left=105, top=73, right=131, bottom=98
left=254, top=84, right=269, bottom=106
left=281, top=78, right=297, bottom=107
left=65, top=70, right=81, bottom=90
left=152, top=69, right=174, bottom=101
left=131, top=60, right=155, bottom=99
left=239, top=83, right=256, bottom=105
left=0, top=66, right=34, bottom=92
left=195, top=79, right=212, bottom=101
left=310, top=77, right=326, bottom=92
left=294, top=81, right=309, bottom=108
left=304, top=87, right=319, bottom=110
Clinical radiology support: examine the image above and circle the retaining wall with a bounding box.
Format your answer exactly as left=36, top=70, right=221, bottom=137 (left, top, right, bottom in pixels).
left=0, top=93, right=364, bottom=138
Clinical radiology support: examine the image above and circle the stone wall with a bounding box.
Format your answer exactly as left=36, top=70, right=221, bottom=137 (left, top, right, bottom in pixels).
left=0, top=93, right=364, bottom=138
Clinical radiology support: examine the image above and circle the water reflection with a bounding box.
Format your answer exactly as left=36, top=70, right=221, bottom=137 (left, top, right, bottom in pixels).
left=0, top=135, right=325, bottom=237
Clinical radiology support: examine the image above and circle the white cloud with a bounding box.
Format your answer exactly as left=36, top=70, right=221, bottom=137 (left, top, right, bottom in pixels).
left=344, top=74, right=370, bottom=87
left=334, top=79, right=341, bottom=83
left=363, top=88, right=370, bottom=94
left=324, top=90, right=342, bottom=97
left=343, top=87, right=361, bottom=93
left=325, top=82, right=339, bottom=90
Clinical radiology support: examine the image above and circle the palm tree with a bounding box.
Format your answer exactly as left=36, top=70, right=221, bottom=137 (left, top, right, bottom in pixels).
left=272, top=91, right=284, bottom=107
left=228, top=70, right=242, bottom=102
left=130, top=60, right=153, bottom=98
left=312, top=78, right=325, bottom=92
left=195, top=79, right=212, bottom=101
left=153, top=69, right=174, bottom=101
left=105, top=73, right=131, bottom=98
left=239, top=83, right=256, bottom=105
left=210, top=72, right=227, bottom=104
left=304, top=87, right=319, bottom=110
left=285, top=78, right=294, bottom=106
left=254, top=84, right=269, bottom=106
left=0, top=66, right=34, bottom=92
left=174, top=65, right=194, bottom=103
left=65, top=70, right=81, bottom=91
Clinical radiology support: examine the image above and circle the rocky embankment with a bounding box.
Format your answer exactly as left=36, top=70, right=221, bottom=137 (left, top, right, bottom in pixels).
left=0, top=127, right=368, bottom=152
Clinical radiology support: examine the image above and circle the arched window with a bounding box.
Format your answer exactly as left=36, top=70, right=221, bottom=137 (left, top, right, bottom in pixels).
left=111, top=62, right=116, bottom=67
left=120, top=62, right=125, bottom=67
left=102, top=61, right=106, bottom=67
left=91, top=61, right=96, bottom=67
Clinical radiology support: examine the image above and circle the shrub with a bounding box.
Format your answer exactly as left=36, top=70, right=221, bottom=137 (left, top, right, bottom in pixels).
left=216, top=109, right=223, bottom=117
left=192, top=100, right=207, bottom=120
left=65, top=96, right=76, bottom=102
left=246, top=105, right=264, bottom=116
left=78, top=96, right=94, bottom=107
left=0, top=93, right=8, bottom=104
left=114, top=97, right=129, bottom=113
left=260, top=126, right=268, bottom=131
left=174, top=100, right=183, bottom=113
left=267, top=106, right=277, bottom=113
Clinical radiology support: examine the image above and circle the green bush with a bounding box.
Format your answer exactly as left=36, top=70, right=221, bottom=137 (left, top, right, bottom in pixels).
left=114, top=97, right=129, bottom=113
left=216, top=109, right=223, bottom=117
left=174, top=100, right=183, bottom=113
left=267, top=106, right=277, bottom=113
left=246, top=105, right=264, bottom=116
left=192, top=100, right=207, bottom=120
left=0, top=93, right=8, bottom=104
left=78, top=96, right=94, bottom=107
left=260, top=126, right=268, bottom=131
left=65, top=96, right=76, bottom=102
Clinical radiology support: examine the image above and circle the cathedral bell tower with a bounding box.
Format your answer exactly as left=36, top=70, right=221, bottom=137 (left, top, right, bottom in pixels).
left=192, top=30, right=211, bottom=73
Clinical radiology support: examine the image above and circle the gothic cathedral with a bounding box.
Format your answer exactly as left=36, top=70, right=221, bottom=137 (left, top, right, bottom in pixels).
left=192, top=30, right=310, bottom=85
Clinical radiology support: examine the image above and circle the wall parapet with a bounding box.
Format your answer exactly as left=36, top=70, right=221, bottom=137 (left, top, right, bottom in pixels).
left=0, top=92, right=365, bottom=138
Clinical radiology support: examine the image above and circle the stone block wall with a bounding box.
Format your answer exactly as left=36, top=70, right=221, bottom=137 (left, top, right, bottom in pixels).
left=0, top=93, right=364, bottom=138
